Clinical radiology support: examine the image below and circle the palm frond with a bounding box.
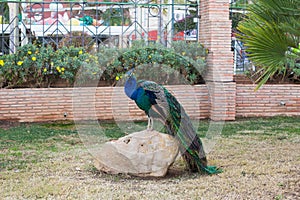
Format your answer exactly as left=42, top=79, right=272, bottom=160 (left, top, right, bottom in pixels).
left=237, top=0, right=300, bottom=89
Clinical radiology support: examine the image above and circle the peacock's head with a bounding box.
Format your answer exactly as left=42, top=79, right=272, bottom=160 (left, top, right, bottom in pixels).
left=125, top=68, right=135, bottom=78
left=124, top=68, right=137, bottom=99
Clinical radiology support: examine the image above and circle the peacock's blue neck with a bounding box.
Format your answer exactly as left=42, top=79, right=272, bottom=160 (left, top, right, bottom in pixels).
left=124, top=76, right=137, bottom=100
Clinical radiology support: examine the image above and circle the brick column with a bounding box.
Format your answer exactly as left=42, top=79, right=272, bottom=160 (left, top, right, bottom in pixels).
left=199, top=0, right=236, bottom=121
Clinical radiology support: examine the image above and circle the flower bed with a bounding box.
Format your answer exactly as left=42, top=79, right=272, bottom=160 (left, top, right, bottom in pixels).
left=0, top=41, right=207, bottom=88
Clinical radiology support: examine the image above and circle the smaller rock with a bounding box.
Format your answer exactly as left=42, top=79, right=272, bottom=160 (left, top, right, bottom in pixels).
left=94, top=130, right=179, bottom=177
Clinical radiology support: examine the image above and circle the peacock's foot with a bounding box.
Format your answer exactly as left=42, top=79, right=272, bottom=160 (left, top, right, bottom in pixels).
left=146, top=124, right=154, bottom=131
left=146, top=127, right=154, bottom=131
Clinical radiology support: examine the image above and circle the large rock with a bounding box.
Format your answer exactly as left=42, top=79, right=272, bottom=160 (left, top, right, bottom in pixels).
left=94, top=130, right=179, bottom=177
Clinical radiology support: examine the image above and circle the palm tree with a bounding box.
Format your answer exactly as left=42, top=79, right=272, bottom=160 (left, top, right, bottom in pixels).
left=237, top=0, right=300, bottom=89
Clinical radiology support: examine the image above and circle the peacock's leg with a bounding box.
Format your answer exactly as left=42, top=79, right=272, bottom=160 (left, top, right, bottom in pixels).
left=147, top=117, right=150, bottom=130
left=147, top=117, right=154, bottom=131
left=150, top=117, right=153, bottom=130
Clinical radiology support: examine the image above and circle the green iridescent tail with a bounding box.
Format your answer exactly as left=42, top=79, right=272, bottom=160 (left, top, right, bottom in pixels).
left=164, top=88, right=222, bottom=174
left=204, top=166, right=223, bottom=174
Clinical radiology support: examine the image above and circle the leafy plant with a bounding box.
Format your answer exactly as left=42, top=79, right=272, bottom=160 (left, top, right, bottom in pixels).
left=237, top=0, right=300, bottom=89
left=112, top=41, right=207, bottom=84
left=0, top=41, right=207, bottom=88
left=174, top=15, right=196, bottom=33
left=0, top=44, right=99, bottom=88
left=173, top=3, right=198, bottom=33
left=102, top=7, right=131, bottom=26
left=230, top=0, right=250, bottom=10
left=58, top=32, right=95, bottom=53
left=0, top=44, right=46, bottom=88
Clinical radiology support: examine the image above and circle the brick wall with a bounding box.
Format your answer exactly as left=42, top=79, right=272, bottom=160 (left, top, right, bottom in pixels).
left=0, top=84, right=299, bottom=122
left=0, top=85, right=210, bottom=122
left=236, top=84, right=300, bottom=117
left=207, top=82, right=236, bottom=121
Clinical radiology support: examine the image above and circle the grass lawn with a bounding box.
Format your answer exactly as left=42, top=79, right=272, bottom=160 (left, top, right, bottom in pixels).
left=0, top=117, right=299, bottom=199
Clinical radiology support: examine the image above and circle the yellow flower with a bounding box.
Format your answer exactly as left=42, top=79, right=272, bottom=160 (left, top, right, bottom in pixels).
left=51, top=62, right=54, bottom=66
left=148, top=55, right=152, bottom=59
left=28, top=51, right=32, bottom=55
left=43, top=68, right=47, bottom=72
left=32, top=56, right=36, bottom=61
left=0, top=60, right=4, bottom=66
left=17, top=61, right=23, bottom=66
left=182, top=52, right=186, bottom=56
left=92, top=72, right=97, bottom=75
left=115, top=76, right=120, bottom=81
left=79, top=50, right=83, bottom=55
left=56, top=66, right=60, bottom=71
left=61, top=67, right=65, bottom=72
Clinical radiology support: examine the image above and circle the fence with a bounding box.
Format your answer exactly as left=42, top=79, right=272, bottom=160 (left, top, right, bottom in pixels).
left=0, top=0, right=199, bottom=54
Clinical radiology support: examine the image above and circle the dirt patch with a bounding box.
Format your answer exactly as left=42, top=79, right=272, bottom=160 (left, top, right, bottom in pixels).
left=0, top=120, right=20, bottom=130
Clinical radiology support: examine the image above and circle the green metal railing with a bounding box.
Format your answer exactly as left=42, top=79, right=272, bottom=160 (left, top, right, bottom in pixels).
left=0, top=0, right=199, bottom=54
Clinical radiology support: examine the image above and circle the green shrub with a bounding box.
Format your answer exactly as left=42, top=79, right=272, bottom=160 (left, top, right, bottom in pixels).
left=0, top=41, right=207, bottom=88
left=113, top=41, right=207, bottom=84
left=0, top=44, right=46, bottom=88
left=0, top=44, right=99, bottom=88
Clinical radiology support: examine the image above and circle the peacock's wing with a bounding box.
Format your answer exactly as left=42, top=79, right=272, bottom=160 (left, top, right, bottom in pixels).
left=137, top=80, right=170, bottom=122
left=138, top=80, right=198, bottom=147
left=137, top=81, right=187, bottom=140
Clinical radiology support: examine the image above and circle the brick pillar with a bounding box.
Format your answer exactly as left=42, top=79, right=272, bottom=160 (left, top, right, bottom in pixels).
left=199, top=0, right=236, bottom=121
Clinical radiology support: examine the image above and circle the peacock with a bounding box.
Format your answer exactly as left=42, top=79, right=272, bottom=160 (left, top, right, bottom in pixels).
left=124, top=68, right=221, bottom=174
